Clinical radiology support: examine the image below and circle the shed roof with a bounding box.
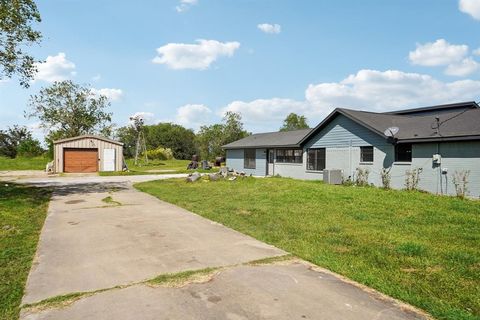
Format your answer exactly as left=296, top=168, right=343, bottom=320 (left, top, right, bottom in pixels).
left=222, top=128, right=312, bottom=149
left=53, top=135, right=123, bottom=146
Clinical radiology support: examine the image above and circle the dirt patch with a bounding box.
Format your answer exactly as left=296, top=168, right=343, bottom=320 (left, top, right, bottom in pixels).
left=65, top=199, right=85, bottom=204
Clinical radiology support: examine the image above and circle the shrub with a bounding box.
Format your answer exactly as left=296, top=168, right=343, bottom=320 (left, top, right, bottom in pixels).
left=355, top=167, right=370, bottom=186
left=144, top=147, right=174, bottom=160
left=452, top=170, right=470, bottom=198
left=405, top=168, right=422, bottom=191
left=17, top=139, right=44, bottom=157
left=380, top=168, right=391, bottom=189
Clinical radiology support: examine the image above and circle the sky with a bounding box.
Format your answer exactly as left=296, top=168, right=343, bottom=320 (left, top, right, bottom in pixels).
left=1, top=0, right=480, bottom=140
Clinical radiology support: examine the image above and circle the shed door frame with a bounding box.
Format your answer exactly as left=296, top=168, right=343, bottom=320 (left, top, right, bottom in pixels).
left=63, top=148, right=99, bottom=173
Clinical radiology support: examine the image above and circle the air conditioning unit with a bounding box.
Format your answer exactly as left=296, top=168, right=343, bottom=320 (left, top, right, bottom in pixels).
left=323, top=169, right=343, bottom=185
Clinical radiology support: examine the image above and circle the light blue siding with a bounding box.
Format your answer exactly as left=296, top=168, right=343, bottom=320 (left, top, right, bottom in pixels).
left=225, top=114, right=480, bottom=198
left=226, top=148, right=266, bottom=176
left=305, top=115, right=387, bottom=148
left=412, top=142, right=480, bottom=198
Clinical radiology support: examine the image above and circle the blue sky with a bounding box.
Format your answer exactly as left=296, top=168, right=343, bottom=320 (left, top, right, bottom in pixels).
left=1, top=0, right=480, bottom=139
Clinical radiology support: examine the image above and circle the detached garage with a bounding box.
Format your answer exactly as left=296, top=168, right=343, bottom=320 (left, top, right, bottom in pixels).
left=53, top=135, right=123, bottom=173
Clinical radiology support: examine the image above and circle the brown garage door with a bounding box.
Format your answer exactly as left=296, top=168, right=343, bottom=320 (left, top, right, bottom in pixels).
left=64, top=148, right=98, bottom=173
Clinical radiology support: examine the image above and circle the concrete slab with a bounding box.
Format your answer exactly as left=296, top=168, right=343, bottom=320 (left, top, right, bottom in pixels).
left=21, top=261, right=426, bottom=320
left=22, top=182, right=284, bottom=304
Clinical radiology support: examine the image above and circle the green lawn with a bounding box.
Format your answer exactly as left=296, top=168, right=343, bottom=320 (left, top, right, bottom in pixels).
left=99, top=159, right=217, bottom=176
left=0, top=184, right=51, bottom=320
left=136, top=177, right=480, bottom=320
left=0, top=156, right=50, bottom=171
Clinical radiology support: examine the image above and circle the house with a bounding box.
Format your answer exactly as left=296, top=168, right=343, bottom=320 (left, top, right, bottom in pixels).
left=53, top=135, right=124, bottom=173
left=223, top=101, right=480, bottom=198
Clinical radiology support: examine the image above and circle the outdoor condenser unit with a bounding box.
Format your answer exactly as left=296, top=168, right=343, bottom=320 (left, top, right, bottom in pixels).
left=323, top=169, right=343, bottom=185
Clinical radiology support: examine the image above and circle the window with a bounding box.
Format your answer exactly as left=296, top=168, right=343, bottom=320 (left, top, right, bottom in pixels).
left=244, top=149, right=256, bottom=169
left=276, top=149, right=303, bottom=163
left=395, top=144, right=412, bottom=162
left=360, top=146, right=374, bottom=162
left=307, top=148, right=326, bottom=171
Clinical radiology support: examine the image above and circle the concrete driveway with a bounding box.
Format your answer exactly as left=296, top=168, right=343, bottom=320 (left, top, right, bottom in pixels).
left=17, top=175, right=428, bottom=320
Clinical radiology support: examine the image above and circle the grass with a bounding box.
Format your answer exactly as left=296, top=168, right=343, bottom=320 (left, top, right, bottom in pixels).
left=101, top=196, right=121, bottom=206
left=135, top=177, right=480, bottom=320
left=99, top=158, right=217, bottom=176
left=0, top=183, right=51, bottom=320
left=0, top=156, right=50, bottom=171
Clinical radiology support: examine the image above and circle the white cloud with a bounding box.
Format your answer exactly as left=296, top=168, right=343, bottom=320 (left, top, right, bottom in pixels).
left=220, top=69, right=480, bottom=132
left=221, top=98, right=308, bottom=129
left=257, top=23, right=281, bottom=34
left=152, top=39, right=240, bottom=70
left=91, top=88, right=123, bottom=101
left=34, top=52, right=76, bottom=82
left=459, top=0, right=480, bottom=20
left=176, top=104, right=212, bottom=130
left=445, top=57, right=480, bottom=76
left=473, top=48, right=480, bottom=55
left=409, top=39, right=468, bottom=66
left=175, top=0, right=198, bottom=13
left=305, top=69, right=480, bottom=112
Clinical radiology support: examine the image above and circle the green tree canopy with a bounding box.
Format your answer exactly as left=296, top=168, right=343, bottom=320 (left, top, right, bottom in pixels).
left=196, top=112, right=249, bottom=160
left=0, top=125, right=42, bottom=158
left=280, top=113, right=309, bottom=131
left=116, top=122, right=197, bottom=160
left=26, top=80, right=113, bottom=139
left=0, top=0, right=42, bottom=87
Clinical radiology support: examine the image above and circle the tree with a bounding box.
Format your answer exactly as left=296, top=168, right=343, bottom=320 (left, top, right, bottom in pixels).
left=0, top=0, right=42, bottom=87
left=280, top=113, right=309, bottom=131
left=144, top=123, right=197, bottom=160
left=196, top=112, right=249, bottom=160
left=196, top=124, right=225, bottom=161
left=26, top=80, right=113, bottom=140
left=116, top=122, right=197, bottom=160
left=0, top=125, right=42, bottom=158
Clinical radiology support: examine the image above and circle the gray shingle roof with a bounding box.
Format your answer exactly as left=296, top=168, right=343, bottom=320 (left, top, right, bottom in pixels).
left=223, top=101, right=480, bottom=150
left=336, top=106, right=480, bottom=142
left=299, top=101, right=480, bottom=145
left=222, top=128, right=312, bottom=149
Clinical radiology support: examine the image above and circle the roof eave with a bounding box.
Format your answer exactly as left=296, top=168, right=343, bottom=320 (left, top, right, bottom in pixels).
left=397, top=135, right=480, bottom=143
left=223, top=144, right=301, bottom=150
left=53, top=135, right=124, bottom=146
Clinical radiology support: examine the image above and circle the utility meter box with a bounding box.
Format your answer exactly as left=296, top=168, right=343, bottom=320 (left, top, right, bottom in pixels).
left=432, top=154, right=441, bottom=164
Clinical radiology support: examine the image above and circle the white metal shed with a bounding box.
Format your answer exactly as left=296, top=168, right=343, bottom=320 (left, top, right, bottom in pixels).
left=53, top=135, right=123, bottom=173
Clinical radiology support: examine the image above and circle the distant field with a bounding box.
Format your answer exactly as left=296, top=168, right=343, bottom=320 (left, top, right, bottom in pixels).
left=136, top=177, right=480, bottom=320
left=0, top=157, right=49, bottom=171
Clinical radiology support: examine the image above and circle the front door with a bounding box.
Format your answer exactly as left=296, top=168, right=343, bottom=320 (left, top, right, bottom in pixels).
left=267, top=149, right=274, bottom=175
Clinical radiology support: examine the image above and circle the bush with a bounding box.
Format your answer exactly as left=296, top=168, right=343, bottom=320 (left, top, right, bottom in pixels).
left=17, top=139, right=44, bottom=157
left=405, top=168, right=423, bottom=191
left=144, top=147, right=174, bottom=160
left=452, top=170, right=470, bottom=198
left=355, top=167, right=370, bottom=186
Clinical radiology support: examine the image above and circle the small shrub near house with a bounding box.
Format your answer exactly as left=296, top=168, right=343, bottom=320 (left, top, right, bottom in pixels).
left=452, top=170, right=470, bottom=198
left=355, top=167, right=370, bottom=186
left=380, top=168, right=391, bottom=189
left=405, top=167, right=422, bottom=191
left=145, top=147, right=174, bottom=161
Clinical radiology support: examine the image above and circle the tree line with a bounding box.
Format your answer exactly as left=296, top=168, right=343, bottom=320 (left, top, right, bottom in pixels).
left=1, top=79, right=310, bottom=161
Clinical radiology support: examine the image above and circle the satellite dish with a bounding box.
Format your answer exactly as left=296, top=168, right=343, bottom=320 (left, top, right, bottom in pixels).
left=384, top=126, right=399, bottom=137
